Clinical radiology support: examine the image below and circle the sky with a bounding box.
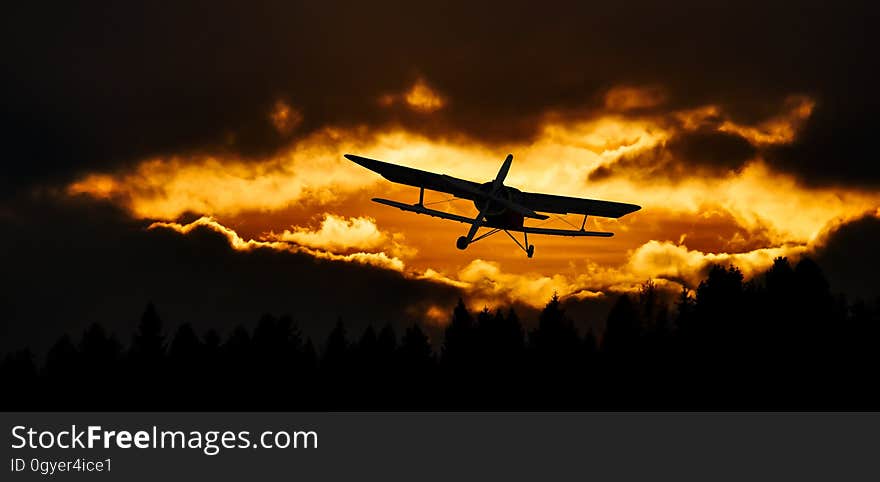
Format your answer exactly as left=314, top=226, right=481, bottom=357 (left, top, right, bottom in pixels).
left=2, top=1, right=879, bottom=352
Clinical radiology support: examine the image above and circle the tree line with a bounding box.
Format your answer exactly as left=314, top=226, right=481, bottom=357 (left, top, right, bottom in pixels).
left=2, top=256, right=878, bottom=410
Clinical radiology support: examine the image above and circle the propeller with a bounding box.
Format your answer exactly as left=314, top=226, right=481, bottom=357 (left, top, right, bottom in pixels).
left=492, top=154, right=513, bottom=192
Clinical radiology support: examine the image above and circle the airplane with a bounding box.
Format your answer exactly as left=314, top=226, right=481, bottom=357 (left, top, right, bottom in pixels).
left=345, top=153, right=640, bottom=258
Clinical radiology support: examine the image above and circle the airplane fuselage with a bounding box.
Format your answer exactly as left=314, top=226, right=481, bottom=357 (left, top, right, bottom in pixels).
left=475, top=182, right=525, bottom=230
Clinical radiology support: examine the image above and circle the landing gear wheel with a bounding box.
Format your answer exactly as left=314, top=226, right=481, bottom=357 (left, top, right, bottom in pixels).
left=456, top=236, right=469, bottom=250
left=526, top=244, right=535, bottom=258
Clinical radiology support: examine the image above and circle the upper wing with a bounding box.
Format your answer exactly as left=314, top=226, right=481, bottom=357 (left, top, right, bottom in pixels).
left=346, top=153, right=641, bottom=218
left=519, top=191, right=641, bottom=218
left=345, top=154, right=482, bottom=200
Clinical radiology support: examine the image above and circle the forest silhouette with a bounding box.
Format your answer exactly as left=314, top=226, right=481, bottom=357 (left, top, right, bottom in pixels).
left=2, top=256, right=878, bottom=410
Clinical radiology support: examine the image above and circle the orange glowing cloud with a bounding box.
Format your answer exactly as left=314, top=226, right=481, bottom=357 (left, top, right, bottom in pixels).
left=143, top=209, right=878, bottom=313
left=379, top=78, right=446, bottom=113
left=149, top=216, right=406, bottom=271
left=423, top=305, right=451, bottom=326
left=263, top=213, right=415, bottom=258
left=405, top=78, right=445, bottom=112
left=604, top=85, right=666, bottom=111
left=270, top=99, right=303, bottom=135
left=718, top=95, right=815, bottom=145
left=65, top=85, right=880, bottom=310
left=66, top=112, right=877, bottom=254
left=622, top=240, right=808, bottom=287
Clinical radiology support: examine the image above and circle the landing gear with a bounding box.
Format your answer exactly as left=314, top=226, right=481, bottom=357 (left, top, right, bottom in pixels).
left=455, top=223, right=536, bottom=258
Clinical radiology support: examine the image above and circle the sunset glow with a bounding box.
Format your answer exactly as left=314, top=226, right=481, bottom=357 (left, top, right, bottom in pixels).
left=65, top=86, right=880, bottom=314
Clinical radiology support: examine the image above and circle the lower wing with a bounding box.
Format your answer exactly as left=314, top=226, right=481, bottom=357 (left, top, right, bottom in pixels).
left=372, top=198, right=613, bottom=237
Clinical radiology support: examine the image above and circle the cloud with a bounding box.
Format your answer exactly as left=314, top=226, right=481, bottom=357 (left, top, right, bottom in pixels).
left=431, top=237, right=810, bottom=311
left=717, top=96, right=814, bottom=146
left=811, top=213, right=880, bottom=300
left=378, top=77, right=447, bottom=115
left=265, top=214, right=390, bottom=252
left=5, top=1, right=880, bottom=360
left=2, top=194, right=873, bottom=357
left=589, top=97, right=817, bottom=182
left=60, top=110, right=880, bottom=309
left=589, top=129, right=756, bottom=181
left=762, top=90, right=878, bottom=188
left=270, top=100, right=304, bottom=136
left=401, top=78, right=446, bottom=113
left=148, top=216, right=407, bottom=272
left=145, top=211, right=812, bottom=312
left=456, top=259, right=575, bottom=307
left=604, top=85, right=666, bottom=112
left=66, top=127, right=374, bottom=219
left=0, top=197, right=462, bottom=355
left=64, top=105, right=880, bottom=249
left=4, top=2, right=879, bottom=196
left=623, top=240, right=807, bottom=288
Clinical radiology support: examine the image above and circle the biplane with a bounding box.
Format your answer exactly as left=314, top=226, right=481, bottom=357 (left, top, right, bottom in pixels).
left=345, top=153, right=640, bottom=258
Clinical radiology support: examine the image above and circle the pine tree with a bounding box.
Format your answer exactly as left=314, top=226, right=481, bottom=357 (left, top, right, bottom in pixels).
left=443, top=298, right=475, bottom=367
left=45, top=334, right=78, bottom=380
left=323, top=318, right=349, bottom=372
left=131, top=302, right=165, bottom=362
left=400, top=324, right=433, bottom=371
left=531, top=293, right=581, bottom=373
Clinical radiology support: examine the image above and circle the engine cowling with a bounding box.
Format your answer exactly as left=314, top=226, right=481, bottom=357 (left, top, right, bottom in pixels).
left=473, top=183, right=525, bottom=229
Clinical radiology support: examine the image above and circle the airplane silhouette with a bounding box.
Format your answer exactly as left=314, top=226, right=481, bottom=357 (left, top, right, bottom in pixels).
left=346, top=153, right=640, bottom=257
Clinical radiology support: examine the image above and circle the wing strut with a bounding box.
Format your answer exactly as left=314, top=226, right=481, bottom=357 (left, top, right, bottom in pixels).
left=457, top=200, right=491, bottom=250
left=504, top=230, right=534, bottom=258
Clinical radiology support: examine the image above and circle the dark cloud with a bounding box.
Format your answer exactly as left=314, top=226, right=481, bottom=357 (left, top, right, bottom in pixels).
left=589, top=129, right=756, bottom=181
left=2, top=1, right=879, bottom=194
left=671, top=130, right=756, bottom=171
left=812, top=215, right=880, bottom=301
left=0, top=195, right=467, bottom=355
left=767, top=100, right=880, bottom=187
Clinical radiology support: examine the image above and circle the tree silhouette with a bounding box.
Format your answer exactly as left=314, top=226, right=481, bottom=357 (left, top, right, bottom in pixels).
left=130, top=303, right=165, bottom=365
left=323, top=318, right=349, bottom=372
left=400, top=323, right=433, bottom=371
left=168, top=323, right=203, bottom=405
left=377, top=323, right=397, bottom=369
left=44, top=334, right=78, bottom=381
left=531, top=293, right=580, bottom=362
left=2, top=256, right=879, bottom=410
left=529, top=292, right=581, bottom=404
left=443, top=298, right=476, bottom=370
left=77, top=322, right=122, bottom=407
left=674, top=285, right=695, bottom=332
left=302, top=337, right=318, bottom=372
left=222, top=324, right=253, bottom=406
left=356, top=325, right=379, bottom=369
left=169, top=323, right=201, bottom=364
left=0, top=349, right=36, bottom=408
left=603, top=294, right=639, bottom=355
